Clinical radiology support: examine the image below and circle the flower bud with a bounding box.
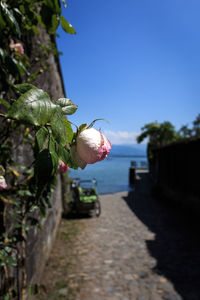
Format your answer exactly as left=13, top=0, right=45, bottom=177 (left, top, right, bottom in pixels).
left=71, top=128, right=111, bottom=169
left=10, top=40, right=24, bottom=54
left=0, top=176, right=7, bottom=191
left=57, top=160, right=69, bottom=174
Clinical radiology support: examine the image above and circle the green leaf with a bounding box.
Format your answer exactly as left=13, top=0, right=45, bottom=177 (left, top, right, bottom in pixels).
left=67, top=154, right=78, bottom=169
left=29, top=205, right=39, bottom=213
left=3, top=292, right=12, bottom=300
left=0, top=13, right=6, bottom=30
left=57, top=97, right=71, bottom=107
left=8, top=85, right=59, bottom=126
left=51, top=109, right=67, bottom=146
left=0, top=249, right=17, bottom=267
left=49, top=14, right=59, bottom=34
left=13, top=8, right=23, bottom=17
left=32, top=25, right=40, bottom=34
left=40, top=5, right=56, bottom=34
left=44, top=0, right=61, bottom=14
left=0, top=165, right=5, bottom=176
left=0, top=2, right=21, bottom=37
left=17, top=190, right=32, bottom=197
left=5, top=55, right=20, bottom=79
left=62, top=117, right=73, bottom=143
left=48, top=135, right=56, bottom=154
left=60, top=15, right=76, bottom=34
left=57, top=146, right=70, bottom=165
left=57, top=97, right=78, bottom=115
left=36, top=127, right=49, bottom=151
left=34, top=149, right=58, bottom=196
left=14, top=83, right=34, bottom=94
left=51, top=148, right=59, bottom=171
left=41, top=2, right=60, bottom=34
left=39, top=201, right=46, bottom=217
left=0, top=98, right=10, bottom=108
left=13, top=59, right=30, bottom=76
left=7, top=256, right=17, bottom=267
left=57, top=144, right=80, bottom=170
left=78, top=123, right=87, bottom=133
left=0, top=48, right=6, bottom=62
left=62, top=104, right=78, bottom=116
left=35, top=150, right=53, bottom=183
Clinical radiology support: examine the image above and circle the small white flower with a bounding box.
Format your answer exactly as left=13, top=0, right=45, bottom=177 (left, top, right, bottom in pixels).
left=0, top=176, right=7, bottom=191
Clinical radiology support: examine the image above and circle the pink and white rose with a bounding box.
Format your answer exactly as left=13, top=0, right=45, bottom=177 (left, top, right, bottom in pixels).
left=0, top=176, right=7, bottom=191
left=10, top=40, right=24, bottom=54
left=57, top=160, right=69, bottom=174
left=71, top=128, right=112, bottom=169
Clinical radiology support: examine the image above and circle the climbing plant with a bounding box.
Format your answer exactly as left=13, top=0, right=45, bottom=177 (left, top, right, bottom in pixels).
left=0, top=0, right=79, bottom=299
left=0, top=84, right=81, bottom=299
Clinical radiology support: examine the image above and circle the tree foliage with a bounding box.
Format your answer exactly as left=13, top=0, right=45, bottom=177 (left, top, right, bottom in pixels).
left=177, top=114, right=200, bottom=139
left=137, top=121, right=178, bottom=147
left=137, top=115, right=200, bottom=161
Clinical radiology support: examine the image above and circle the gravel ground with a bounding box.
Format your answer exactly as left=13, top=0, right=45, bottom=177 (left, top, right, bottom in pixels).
left=35, top=172, right=200, bottom=300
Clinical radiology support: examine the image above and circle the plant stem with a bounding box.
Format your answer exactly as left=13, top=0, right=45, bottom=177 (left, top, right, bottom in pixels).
left=0, top=113, right=6, bottom=118
left=3, top=264, right=8, bottom=281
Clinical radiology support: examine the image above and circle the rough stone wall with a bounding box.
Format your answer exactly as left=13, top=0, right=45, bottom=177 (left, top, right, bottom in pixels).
left=26, top=29, right=66, bottom=286
left=0, top=25, right=66, bottom=297
left=15, top=28, right=66, bottom=288
left=27, top=28, right=65, bottom=99
left=26, top=176, right=62, bottom=285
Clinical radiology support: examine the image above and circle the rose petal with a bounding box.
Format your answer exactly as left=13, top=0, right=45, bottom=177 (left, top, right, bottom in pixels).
left=76, top=128, right=112, bottom=164
left=0, top=176, right=7, bottom=190
left=58, top=160, right=69, bottom=173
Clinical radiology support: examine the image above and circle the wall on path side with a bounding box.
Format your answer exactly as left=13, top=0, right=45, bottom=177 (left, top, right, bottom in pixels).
left=25, top=28, right=66, bottom=287
left=0, top=7, right=71, bottom=297
left=150, top=138, right=200, bottom=211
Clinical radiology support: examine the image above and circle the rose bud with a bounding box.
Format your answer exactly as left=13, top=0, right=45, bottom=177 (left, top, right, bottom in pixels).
left=57, top=160, right=69, bottom=174
left=71, top=128, right=112, bottom=169
left=0, top=176, right=7, bottom=191
left=14, top=43, right=24, bottom=54
left=9, top=40, right=24, bottom=54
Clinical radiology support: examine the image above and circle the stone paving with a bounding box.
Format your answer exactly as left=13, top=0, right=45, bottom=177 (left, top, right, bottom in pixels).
left=38, top=172, right=200, bottom=300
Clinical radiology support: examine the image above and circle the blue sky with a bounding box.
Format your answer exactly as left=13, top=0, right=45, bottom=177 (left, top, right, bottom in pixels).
left=56, top=0, right=200, bottom=144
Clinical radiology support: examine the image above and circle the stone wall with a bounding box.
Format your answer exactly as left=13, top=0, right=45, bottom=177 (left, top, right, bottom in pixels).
left=25, top=29, right=66, bottom=287
left=0, top=18, right=69, bottom=296
left=0, top=27, right=66, bottom=295
left=26, top=176, right=62, bottom=285
left=11, top=133, right=63, bottom=287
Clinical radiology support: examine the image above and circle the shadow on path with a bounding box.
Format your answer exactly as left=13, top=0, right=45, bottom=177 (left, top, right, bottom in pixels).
left=123, top=172, right=200, bottom=300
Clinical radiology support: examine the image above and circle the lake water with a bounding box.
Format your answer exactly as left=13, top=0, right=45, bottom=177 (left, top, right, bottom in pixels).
left=69, top=156, right=148, bottom=195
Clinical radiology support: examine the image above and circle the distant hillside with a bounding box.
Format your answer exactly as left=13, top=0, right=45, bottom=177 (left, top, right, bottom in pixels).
left=110, top=144, right=147, bottom=157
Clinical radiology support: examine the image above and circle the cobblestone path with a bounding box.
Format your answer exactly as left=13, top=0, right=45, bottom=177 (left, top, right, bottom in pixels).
left=38, top=173, right=200, bottom=300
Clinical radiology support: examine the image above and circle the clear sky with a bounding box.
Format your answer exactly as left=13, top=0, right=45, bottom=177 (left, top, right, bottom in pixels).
left=56, top=0, right=200, bottom=144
